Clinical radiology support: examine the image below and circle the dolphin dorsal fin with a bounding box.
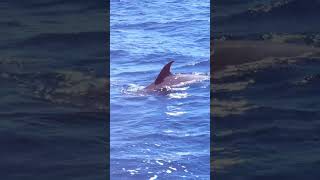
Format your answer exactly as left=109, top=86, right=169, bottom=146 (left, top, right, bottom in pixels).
left=154, top=60, right=174, bottom=85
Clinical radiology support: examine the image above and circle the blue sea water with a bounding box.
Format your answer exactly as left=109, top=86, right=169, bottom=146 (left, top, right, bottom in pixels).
left=110, top=0, right=210, bottom=179
left=214, top=0, right=320, bottom=179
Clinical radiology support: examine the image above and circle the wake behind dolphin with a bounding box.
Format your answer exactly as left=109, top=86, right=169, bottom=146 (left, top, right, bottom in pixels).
left=144, top=60, right=209, bottom=92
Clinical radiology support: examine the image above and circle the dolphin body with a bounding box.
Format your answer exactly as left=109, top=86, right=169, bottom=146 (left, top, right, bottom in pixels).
left=212, top=40, right=320, bottom=71
left=145, top=61, right=208, bottom=92
left=143, top=40, right=319, bottom=92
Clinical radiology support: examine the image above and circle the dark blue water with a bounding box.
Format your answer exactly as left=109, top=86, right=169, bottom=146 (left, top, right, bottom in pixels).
left=110, top=0, right=210, bottom=179
left=214, top=0, right=320, bottom=179
left=0, top=1, right=107, bottom=179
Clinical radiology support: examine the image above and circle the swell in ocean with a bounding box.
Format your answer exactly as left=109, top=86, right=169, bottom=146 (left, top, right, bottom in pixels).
left=0, top=1, right=108, bottom=179
left=213, top=0, right=320, bottom=179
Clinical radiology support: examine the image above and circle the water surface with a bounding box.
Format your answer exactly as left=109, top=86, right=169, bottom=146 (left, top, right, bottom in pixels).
left=111, top=0, right=210, bottom=179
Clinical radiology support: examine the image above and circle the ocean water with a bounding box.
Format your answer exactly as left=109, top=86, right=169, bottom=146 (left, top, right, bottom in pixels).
left=110, top=0, right=210, bottom=179
left=0, top=1, right=107, bottom=179
left=213, top=0, right=320, bottom=179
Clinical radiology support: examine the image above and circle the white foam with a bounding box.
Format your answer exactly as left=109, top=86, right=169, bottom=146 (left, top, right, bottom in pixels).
left=156, top=160, right=164, bottom=165
left=168, top=92, right=189, bottom=99
left=149, top=175, right=158, bottom=180
left=165, top=111, right=187, bottom=116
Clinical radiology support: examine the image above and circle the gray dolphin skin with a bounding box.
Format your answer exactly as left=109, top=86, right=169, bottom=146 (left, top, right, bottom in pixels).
left=212, top=40, right=320, bottom=71
left=145, top=60, right=208, bottom=92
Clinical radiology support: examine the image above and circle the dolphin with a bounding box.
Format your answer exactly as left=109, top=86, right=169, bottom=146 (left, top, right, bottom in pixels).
left=143, top=40, right=319, bottom=92
left=145, top=60, right=208, bottom=92
left=212, top=40, right=320, bottom=71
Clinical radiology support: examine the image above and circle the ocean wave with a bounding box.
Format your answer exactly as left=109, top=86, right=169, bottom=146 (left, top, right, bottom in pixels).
left=216, top=124, right=320, bottom=144
left=214, top=53, right=319, bottom=80
left=295, top=73, right=320, bottom=85
left=132, top=132, right=208, bottom=140
left=1, top=70, right=107, bottom=111
left=112, top=19, right=207, bottom=31
left=212, top=54, right=320, bottom=116
left=15, top=31, right=106, bottom=48
left=216, top=0, right=320, bottom=33
left=183, top=60, right=210, bottom=68
left=213, top=79, right=255, bottom=92
left=9, top=0, right=105, bottom=10
left=212, top=99, right=257, bottom=117
left=110, top=49, right=131, bottom=57
left=0, top=20, right=25, bottom=28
